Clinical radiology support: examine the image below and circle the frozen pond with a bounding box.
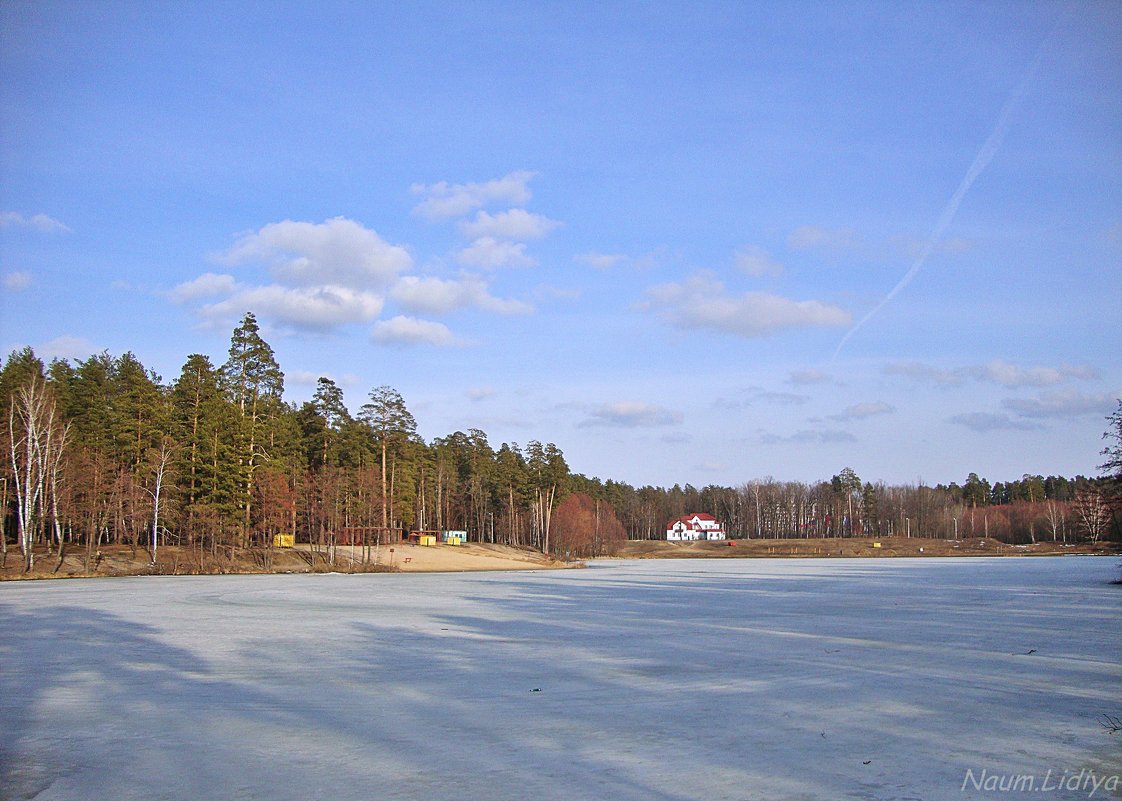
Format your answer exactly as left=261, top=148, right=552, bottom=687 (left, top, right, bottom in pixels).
left=1, top=557, right=1120, bottom=801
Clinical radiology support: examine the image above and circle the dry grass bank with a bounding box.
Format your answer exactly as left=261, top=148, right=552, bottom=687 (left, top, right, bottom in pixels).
left=614, top=536, right=1122, bottom=559
left=0, top=541, right=565, bottom=580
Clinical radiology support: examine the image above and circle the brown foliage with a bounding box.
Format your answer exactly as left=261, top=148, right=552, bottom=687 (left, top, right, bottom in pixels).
left=550, top=492, right=626, bottom=559
left=254, top=467, right=296, bottom=545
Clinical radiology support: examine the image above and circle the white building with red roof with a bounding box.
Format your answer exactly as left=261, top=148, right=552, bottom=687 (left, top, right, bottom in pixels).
left=665, top=513, right=726, bottom=541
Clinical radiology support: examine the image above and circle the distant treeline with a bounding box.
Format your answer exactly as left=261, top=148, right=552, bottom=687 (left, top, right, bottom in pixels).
left=612, top=471, right=1117, bottom=545
left=3, top=313, right=1120, bottom=571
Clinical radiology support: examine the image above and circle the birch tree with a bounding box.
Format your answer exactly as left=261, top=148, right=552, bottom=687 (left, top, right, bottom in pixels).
left=142, top=439, right=175, bottom=564
left=7, top=375, right=68, bottom=571
left=1073, top=489, right=1109, bottom=543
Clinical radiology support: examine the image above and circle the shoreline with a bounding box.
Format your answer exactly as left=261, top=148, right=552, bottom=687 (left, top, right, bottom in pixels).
left=612, top=535, right=1121, bottom=560
left=2, top=535, right=1118, bottom=581
left=0, top=541, right=569, bottom=581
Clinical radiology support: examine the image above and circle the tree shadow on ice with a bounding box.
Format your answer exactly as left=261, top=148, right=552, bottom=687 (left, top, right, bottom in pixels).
left=310, top=572, right=926, bottom=800
left=1, top=560, right=1117, bottom=801
left=313, top=565, right=1122, bottom=801
left=0, top=603, right=215, bottom=799
left=0, top=602, right=346, bottom=801
left=0, top=594, right=700, bottom=801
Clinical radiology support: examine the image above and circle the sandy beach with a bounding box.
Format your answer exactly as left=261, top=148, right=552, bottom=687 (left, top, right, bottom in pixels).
left=0, top=540, right=567, bottom=580
left=304, top=541, right=568, bottom=573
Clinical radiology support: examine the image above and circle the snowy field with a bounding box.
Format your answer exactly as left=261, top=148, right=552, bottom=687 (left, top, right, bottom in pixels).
left=1, top=557, right=1120, bottom=801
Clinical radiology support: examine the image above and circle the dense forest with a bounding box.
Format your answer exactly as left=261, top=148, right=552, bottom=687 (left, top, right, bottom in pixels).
left=3, top=312, right=1120, bottom=571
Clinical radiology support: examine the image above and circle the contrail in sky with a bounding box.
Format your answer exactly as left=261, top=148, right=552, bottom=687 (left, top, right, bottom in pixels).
left=831, top=45, right=1048, bottom=361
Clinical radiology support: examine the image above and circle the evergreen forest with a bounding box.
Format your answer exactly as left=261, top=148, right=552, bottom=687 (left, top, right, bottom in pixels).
left=3, top=313, right=1120, bottom=571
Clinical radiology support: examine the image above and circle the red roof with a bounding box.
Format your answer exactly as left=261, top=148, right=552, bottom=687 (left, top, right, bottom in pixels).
left=666, top=513, right=722, bottom=529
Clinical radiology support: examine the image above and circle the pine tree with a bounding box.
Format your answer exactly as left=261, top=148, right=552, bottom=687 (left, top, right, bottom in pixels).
left=170, top=354, right=239, bottom=545
left=526, top=440, right=567, bottom=553
left=358, top=385, right=416, bottom=529
left=494, top=443, right=528, bottom=545
left=67, top=353, right=117, bottom=457
left=0, top=348, right=46, bottom=414
left=112, top=352, right=166, bottom=471
left=311, top=377, right=350, bottom=468
left=220, top=313, right=285, bottom=545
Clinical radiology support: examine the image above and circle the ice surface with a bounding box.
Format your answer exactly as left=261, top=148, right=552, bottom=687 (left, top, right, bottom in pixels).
left=1, top=557, right=1120, bottom=801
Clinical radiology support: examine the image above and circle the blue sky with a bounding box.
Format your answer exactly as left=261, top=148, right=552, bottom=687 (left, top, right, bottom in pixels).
left=2, top=1, right=1119, bottom=488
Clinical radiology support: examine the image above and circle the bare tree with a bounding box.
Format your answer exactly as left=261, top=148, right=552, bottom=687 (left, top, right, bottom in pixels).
left=746, top=478, right=772, bottom=539
left=139, top=439, right=176, bottom=565
left=1073, top=489, right=1109, bottom=543
left=7, top=376, right=68, bottom=571
left=1, top=474, right=8, bottom=566
left=1043, top=499, right=1067, bottom=543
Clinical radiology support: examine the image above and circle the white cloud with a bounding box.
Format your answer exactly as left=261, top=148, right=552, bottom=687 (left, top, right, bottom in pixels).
left=0, top=211, right=71, bottom=233
left=883, top=361, right=961, bottom=385
left=459, top=209, right=560, bottom=241
left=884, top=359, right=1099, bottom=388
left=641, top=272, right=850, bottom=338
left=199, top=284, right=384, bottom=330
left=577, top=401, right=684, bottom=429
left=695, top=461, right=726, bottom=472
left=758, top=428, right=856, bottom=445
left=37, top=335, right=96, bottom=361
left=574, top=252, right=627, bottom=270
left=411, top=171, right=535, bottom=220
left=535, top=285, right=581, bottom=301
left=947, top=412, right=1039, bottom=432
left=3, top=271, right=32, bottom=290
left=786, top=368, right=831, bottom=386
left=286, top=370, right=325, bottom=386
left=967, top=360, right=1098, bottom=388
left=178, top=218, right=417, bottom=333
left=390, top=274, right=532, bottom=315
left=170, top=272, right=238, bottom=303
left=947, top=391, right=1117, bottom=431
left=372, top=315, right=459, bottom=347
left=285, top=370, right=359, bottom=390
left=1002, top=390, right=1118, bottom=419
left=454, top=237, right=535, bottom=269
left=219, top=217, right=411, bottom=289
left=714, top=387, right=809, bottom=409
left=753, top=390, right=809, bottom=406
left=1059, top=365, right=1102, bottom=381
left=830, top=401, right=895, bottom=421
left=734, top=245, right=783, bottom=277
left=466, top=387, right=496, bottom=401
left=788, top=225, right=858, bottom=252
left=749, top=388, right=812, bottom=406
